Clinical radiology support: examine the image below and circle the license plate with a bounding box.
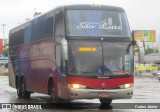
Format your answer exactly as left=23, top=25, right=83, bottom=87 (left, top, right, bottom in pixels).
left=98, top=93, right=109, bottom=97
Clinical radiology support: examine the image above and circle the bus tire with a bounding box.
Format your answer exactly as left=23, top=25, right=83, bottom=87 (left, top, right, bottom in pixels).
left=17, top=78, right=22, bottom=98
left=99, top=98, right=112, bottom=105
left=21, top=78, right=31, bottom=99
left=50, top=82, right=59, bottom=103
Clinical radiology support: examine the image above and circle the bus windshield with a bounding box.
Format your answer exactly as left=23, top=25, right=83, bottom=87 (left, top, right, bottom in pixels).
left=66, top=10, right=131, bottom=37
left=68, top=40, right=133, bottom=76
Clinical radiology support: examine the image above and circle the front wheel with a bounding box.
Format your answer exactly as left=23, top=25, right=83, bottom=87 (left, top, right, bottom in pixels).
left=50, top=82, right=60, bottom=103
left=99, top=98, right=112, bottom=105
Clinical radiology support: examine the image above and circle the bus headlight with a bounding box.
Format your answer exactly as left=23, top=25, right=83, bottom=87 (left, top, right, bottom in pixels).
left=68, top=84, right=86, bottom=89
left=119, top=83, right=133, bottom=89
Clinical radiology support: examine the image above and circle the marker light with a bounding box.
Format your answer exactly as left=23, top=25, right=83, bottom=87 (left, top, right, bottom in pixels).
left=68, top=84, right=86, bottom=89
left=119, top=83, right=133, bottom=89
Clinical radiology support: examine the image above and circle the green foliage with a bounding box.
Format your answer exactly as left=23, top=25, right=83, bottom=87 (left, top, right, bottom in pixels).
left=134, top=48, right=159, bottom=55
left=3, top=45, right=8, bottom=56
left=145, top=48, right=154, bottom=55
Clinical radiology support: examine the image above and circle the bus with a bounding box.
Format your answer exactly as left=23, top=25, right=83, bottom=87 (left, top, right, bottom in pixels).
left=8, top=5, right=144, bottom=104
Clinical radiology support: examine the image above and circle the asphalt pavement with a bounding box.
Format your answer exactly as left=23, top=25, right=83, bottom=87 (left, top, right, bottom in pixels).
left=0, top=75, right=160, bottom=112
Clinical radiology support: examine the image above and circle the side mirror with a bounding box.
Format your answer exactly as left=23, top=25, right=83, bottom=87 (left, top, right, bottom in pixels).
left=135, top=41, right=145, bottom=64
left=61, top=38, right=68, bottom=60
left=131, top=30, right=134, bottom=41
left=132, top=31, right=145, bottom=64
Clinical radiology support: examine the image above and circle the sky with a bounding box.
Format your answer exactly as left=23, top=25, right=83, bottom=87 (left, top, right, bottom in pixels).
left=0, top=0, right=160, bottom=41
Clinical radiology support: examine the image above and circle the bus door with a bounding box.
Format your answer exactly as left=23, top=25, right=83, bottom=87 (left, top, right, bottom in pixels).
left=54, top=10, right=68, bottom=99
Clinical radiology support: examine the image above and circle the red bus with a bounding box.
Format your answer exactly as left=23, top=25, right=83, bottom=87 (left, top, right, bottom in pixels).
left=8, top=5, right=144, bottom=104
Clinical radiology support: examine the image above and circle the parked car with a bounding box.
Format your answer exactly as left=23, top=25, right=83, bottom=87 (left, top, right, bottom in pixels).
left=156, top=72, right=160, bottom=81
left=134, top=70, right=142, bottom=76
left=152, top=71, right=160, bottom=77
left=158, top=76, right=160, bottom=81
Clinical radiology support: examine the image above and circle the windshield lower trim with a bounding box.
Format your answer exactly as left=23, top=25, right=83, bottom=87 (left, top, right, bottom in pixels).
left=67, top=36, right=131, bottom=42
left=68, top=74, right=133, bottom=79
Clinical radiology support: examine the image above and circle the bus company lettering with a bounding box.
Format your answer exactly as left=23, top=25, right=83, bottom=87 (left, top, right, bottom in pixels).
left=30, top=44, right=52, bottom=57
left=77, top=19, right=122, bottom=30
left=77, top=22, right=97, bottom=29
left=20, top=43, right=52, bottom=58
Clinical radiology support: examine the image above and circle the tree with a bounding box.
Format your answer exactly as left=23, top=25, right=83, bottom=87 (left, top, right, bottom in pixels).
left=3, top=45, right=8, bottom=56
left=145, top=48, right=154, bottom=55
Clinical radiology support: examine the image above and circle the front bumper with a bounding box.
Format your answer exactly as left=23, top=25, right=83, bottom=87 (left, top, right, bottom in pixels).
left=68, top=88, right=133, bottom=100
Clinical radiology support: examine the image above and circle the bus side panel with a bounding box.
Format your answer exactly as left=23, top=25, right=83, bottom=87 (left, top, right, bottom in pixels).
left=17, top=39, right=55, bottom=94
left=56, top=73, right=68, bottom=99
left=17, top=44, right=32, bottom=92
left=28, top=59, right=55, bottom=94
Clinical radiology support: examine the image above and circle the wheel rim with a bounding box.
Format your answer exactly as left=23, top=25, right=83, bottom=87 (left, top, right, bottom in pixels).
left=17, top=85, right=20, bottom=94
left=51, top=88, right=55, bottom=101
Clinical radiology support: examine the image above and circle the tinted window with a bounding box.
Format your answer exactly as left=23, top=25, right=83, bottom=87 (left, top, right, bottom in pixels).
left=22, top=15, right=54, bottom=43
left=31, top=16, right=45, bottom=41
left=67, top=10, right=131, bottom=37
left=45, top=16, right=54, bottom=38
left=9, top=14, right=54, bottom=47
left=68, top=41, right=133, bottom=76
left=55, top=11, right=65, bottom=37
left=9, top=28, right=24, bottom=47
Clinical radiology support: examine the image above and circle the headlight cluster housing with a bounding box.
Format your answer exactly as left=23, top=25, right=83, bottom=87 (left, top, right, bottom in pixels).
left=68, top=83, right=133, bottom=89
left=68, top=84, right=86, bottom=89
left=119, top=83, right=133, bottom=89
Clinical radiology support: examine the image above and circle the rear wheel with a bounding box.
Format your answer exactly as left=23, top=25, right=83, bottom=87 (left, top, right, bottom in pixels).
left=99, top=98, right=112, bottom=105
left=17, top=78, right=22, bottom=98
left=21, top=79, right=31, bottom=98
left=17, top=77, right=31, bottom=99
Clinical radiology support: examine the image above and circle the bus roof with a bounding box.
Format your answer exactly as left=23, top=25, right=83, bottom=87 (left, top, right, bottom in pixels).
left=65, top=4, right=125, bottom=12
